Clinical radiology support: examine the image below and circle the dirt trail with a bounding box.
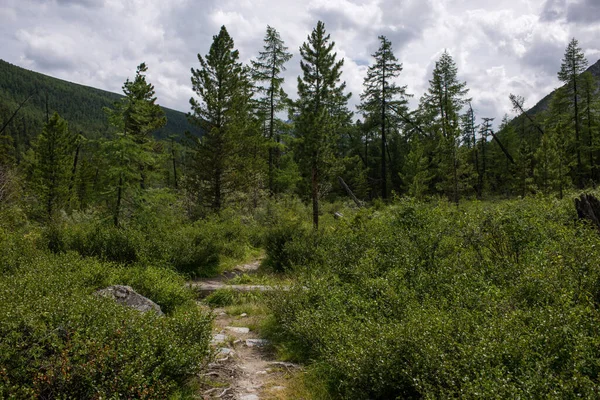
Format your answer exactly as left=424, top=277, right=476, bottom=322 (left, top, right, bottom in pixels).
left=195, top=260, right=298, bottom=400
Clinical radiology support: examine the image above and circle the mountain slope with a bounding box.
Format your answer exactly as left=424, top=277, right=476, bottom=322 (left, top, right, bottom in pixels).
left=526, top=58, right=600, bottom=116
left=0, top=59, right=202, bottom=143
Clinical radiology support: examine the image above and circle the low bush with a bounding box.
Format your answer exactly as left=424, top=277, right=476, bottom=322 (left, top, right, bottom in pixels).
left=267, top=195, right=600, bottom=398
left=0, top=251, right=212, bottom=398
left=65, top=221, right=143, bottom=263
left=39, top=204, right=262, bottom=277
left=262, top=219, right=317, bottom=273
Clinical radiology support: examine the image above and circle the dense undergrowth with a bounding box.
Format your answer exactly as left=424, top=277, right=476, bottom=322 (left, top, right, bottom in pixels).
left=0, top=192, right=268, bottom=398
left=5, top=188, right=600, bottom=399
left=265, top=194, right=600, bottom=399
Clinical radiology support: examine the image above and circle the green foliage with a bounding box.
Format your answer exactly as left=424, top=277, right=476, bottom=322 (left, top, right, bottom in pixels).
left=105, top=63, right=167, bottom=140
left=188, top=25, right=262, bottom=212
left=359, top=35, right=411, bottom=199
left=267, top=196, right=600, bottom=398
left=418, top=51, right=472, bottom=204
left=30, top=112, right=74, bottom=218
left=0, top=249, right=211, bottom=399
left=103, top=63, right=167, bottom=227
left=263, top=218, right=315, bottom=273
left=294, top=20, right=352, bottom=228
left=252, top=25, right=293, bottom=196
left=38, top=199, right=260, bottom=278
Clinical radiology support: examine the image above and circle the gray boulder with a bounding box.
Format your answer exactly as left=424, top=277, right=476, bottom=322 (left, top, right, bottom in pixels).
left=95, top=285, right=163, bottom=316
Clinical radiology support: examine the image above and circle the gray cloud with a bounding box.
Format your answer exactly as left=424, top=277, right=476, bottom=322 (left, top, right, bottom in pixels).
left=1, top=0, right=599, bottom=128
left=540, top=0, right=567, bottom=21
left=28, top=0, right=104, bottom=7
left=567, top=0, right=600, bottom=24
left=521, top=39, right=564, bottom=76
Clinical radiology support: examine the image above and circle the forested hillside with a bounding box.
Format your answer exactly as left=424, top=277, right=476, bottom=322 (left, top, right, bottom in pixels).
left=0, top=59, right=202, bottom=157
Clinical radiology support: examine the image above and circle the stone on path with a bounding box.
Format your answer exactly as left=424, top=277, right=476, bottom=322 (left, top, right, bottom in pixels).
left=211, top=334, right=227, bottom=344
left=226, top=326, right=250, bottom=334
left=245, top=339, right=270, bottom=347
left=240, top=395, right=259, bottom=400
left=217, top=347, right=234, bottom=355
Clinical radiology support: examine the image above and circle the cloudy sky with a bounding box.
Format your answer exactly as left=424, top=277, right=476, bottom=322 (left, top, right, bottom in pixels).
left=1, top=0, right=599, bottom=127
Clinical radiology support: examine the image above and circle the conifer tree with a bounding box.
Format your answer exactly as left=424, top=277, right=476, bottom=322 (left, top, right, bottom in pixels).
left=580, top=71, right=600, bottom=181
left=251, top=26, right=293, bottom=195
left=542, top=87, right=575, bottom=197
left=295, top=21, right=351, bottom=228
left=461, top=104, right=480, bottom=196
left=105, top=63, right=166, bottom=142
left=359, top=36, right=410, bottom=199
left=104, top=63, right=166, bottom=226
left=558, top=38, right=588, bottom=186
left=189, top=25, right=254, bottom=212
left=402, top=137, right=433, bottom=199
left=420, top=51, right=470, bottom=203
left=32, top=112, right=73, bottom=217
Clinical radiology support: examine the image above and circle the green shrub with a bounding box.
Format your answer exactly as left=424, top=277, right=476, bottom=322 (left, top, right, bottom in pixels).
left=263, top=219, right=318, bottom=273
left=0, top=251, right=212, bottom=399
left=119, top=265, right=192, bottom=313
left=267, top=196, right=600, bottom=398
left=64, top=221, right=142, bottom=263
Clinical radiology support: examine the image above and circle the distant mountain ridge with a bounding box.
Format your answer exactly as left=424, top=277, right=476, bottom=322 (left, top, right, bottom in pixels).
left=526, top=58, right=600, bottom=116
left=0, top=59, right=202, bottom=142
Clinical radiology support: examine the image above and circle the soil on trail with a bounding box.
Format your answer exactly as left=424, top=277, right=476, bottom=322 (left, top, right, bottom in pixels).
left=195, top=260, right=299, bottom=400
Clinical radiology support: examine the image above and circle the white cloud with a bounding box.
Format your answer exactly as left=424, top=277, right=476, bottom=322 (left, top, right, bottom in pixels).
left=1, top=0, right=599, bottom=127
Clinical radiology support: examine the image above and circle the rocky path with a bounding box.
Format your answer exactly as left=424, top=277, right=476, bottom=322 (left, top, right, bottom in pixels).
left=195, top=260, right=299, bottom=400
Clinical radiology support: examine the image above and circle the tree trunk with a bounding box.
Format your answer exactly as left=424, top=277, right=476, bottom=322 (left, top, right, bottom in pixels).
left=453, top=144, right=459, bottom=205
left=381, top=65, right=387, bottom=199
left=114, top=173, right=123, bottom=227
left=587, top=90, right=594, bottom=182
left=312, top=160, right=319, bottom=229
left=269, top=65, right=276, bottom=196
left=214, top=167, right=221, bottom=212
left=68, top=142, right=81, bottom=204
left=170, top=138, right=178, bottom=189
left=338, top=176, right=363, bottom=207
left=573, top=71, right=582, bottom=187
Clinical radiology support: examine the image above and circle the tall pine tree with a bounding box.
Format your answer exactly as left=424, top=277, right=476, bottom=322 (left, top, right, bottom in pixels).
left=419, top=51, right=470, bottom=203
left=31, top=112, right=73, bottom=218
left=295, top=21, right=351, bottom=228
left=558, top=38, right=588, bottom=186
left=103, top=63, right=166, bottom=226
left=251, top=26, right=293, bottom=196
left=189, top=25, right=254, bottom=212
left=359, top=36, right=410, bottom=199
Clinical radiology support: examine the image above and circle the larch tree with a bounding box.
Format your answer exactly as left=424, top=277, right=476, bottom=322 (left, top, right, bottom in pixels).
left=541, top=87, right=575, bottom=198
left=358, top=36, right=410, bottom=199
left=189, top=25, right=253, bottom=212
left=558, top=38, right=588, bottom=187
left=295, top=20, right=351, bottom=229
left=580, top=71, right=600, bottom=181
left=420, top=50, right=470, bottom=203
left=31, top=112, right=74, bottom=218
left=461, top=104, right=481, bottom=197
left=103, top=62, right=166, bottom=227
left=251, top=26, right=293, bottom=196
